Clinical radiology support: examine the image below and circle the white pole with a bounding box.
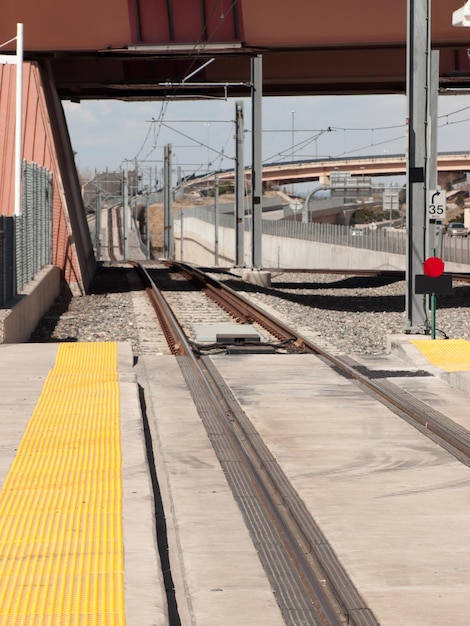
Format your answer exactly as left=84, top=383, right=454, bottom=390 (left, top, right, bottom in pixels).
left=14, top=23, right=23, bottom=217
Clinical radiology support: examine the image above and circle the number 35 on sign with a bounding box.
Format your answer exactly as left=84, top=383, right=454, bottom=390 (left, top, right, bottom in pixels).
left=428, top=189, right=446, bottom=219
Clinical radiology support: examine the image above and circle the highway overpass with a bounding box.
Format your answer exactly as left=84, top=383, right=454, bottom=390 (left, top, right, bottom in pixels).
left=189, top=153, right=470, bottom=188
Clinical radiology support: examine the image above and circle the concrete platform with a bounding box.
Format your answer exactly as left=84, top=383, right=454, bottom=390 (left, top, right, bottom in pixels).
left=211, top=352, right=470, bottom=626
left=2, top=338, right=470, bottom=625
left=137, top=355, right=286, bottom=626
left=389, top=334, right=470, bottom=395
left=0, top=343, right=166, bottom=626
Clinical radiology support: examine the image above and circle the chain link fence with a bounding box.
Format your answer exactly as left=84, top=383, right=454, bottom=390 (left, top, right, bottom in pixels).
left=0, top=162, right=53, bottom=306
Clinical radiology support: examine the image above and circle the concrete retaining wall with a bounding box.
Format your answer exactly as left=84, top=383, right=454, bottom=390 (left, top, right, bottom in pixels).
left=174, top=217, right=470, bottom=273
left=1, top=266, right=61, bottom=343
left=174, top=217, right=406, bottom=270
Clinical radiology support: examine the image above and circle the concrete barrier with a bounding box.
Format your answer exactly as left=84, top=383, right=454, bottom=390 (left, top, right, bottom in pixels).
left=1, top=265, right=61, bottom=343
left=174, top=216, right=470, bottom=274
left=173, top=217, right=406, bottom=271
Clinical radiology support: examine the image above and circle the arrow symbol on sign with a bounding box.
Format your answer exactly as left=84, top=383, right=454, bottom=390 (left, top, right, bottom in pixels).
left=432, top=191, right=440, bottom=203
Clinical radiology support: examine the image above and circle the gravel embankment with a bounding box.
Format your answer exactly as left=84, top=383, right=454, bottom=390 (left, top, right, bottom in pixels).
left=29, top=266, right=470, bottom=356
left=228, top=272, right=470, bottom=355
left=29, top=266, right=146, bottom=354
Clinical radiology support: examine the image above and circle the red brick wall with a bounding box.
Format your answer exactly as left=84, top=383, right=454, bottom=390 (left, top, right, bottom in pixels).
left=0, top=62, right=93, bottom=293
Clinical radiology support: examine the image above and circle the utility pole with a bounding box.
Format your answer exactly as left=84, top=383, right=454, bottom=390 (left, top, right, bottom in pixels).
left=123, top=169, right=129, bottom=259
left=164, top=145, right=169, bottom=258
left=164, top=144, right=174, bottom=259
left=235, top=101, right=245, bottom=266
left=95, top=186, right=101, bottom=261
left=179, top=209, right=184, bottom=261
left=214, top=173, right=219, bottom=265
left=134, top=158, right=139, bottom=195
left=131, top=158, right=138, bottom=231
left=145, top=192, right=150, bottom=260
left=251, top=55, right=263, bottom=269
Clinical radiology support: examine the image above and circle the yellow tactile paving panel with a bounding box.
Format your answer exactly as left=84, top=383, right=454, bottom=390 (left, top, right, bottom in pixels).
left=410, top=338, right=470, bottom=372
left=0, top=342, right=126, bottom=625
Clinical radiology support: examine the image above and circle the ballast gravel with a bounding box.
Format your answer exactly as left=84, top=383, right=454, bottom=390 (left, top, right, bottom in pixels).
left=225, top=272, right=470, bottom=355
left=29, top=266, right=470, bottom=357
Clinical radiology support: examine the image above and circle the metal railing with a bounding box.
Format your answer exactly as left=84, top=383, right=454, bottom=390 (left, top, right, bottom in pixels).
left=179, top=206, right=470, bottom=266
left=261, top=219, right=408, bottom=256
left=441, top=235, right=470, bottom=265
left=0, top=162, right=53, bottom=306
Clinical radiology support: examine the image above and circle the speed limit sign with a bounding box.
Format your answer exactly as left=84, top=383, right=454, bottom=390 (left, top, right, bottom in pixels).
left=428, top=189, right=446, bottom=219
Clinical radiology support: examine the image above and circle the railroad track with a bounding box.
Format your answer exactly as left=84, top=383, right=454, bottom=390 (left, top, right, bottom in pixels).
left=162, top=262, right=470, bottom=465
left=107, top=205, right=124, bottom=262
left=130, top=260, right=470, bottom=625
left=134, top=261, right=374, bottom=625
left=31, top=258, right=469, bottom=623
left=139, top=262, right=297, bottom=354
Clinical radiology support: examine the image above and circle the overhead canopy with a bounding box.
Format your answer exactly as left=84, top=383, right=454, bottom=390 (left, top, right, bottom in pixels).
left=2, top=0, right=470, bottom=99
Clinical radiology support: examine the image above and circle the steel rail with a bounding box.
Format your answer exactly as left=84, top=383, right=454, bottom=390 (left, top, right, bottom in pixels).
left=107, top=207, right=116, bottom=262
left=133, top=261, right=375, bottom=626
left=165, top=261, right=305, bottom=347
left=166, top=260, right=256, bottom=323
left=136, top=260, right=470, bottom=621
left=164, top=260, right=470, bottom=461
left=114, top=206, right=124, bottom=258
left=106, top=204, right=125, bottom=262
left=131, top=262, right=190, bottom=355
left=199, top=356, right=378, bottom=626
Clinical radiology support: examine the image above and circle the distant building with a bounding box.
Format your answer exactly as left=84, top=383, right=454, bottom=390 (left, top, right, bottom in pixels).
left=81, top=169, right=138, bottom=212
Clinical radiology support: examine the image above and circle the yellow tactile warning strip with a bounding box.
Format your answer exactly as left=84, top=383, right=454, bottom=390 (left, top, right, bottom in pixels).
left=410, top=338, right=470, bottom=372
left=0, top=342, right=126, bottom=625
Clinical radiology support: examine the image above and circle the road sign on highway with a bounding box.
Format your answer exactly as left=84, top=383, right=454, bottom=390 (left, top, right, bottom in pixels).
left=289, top=199, right=303, bottom=212
left=428, top=189, right=446, bottom=219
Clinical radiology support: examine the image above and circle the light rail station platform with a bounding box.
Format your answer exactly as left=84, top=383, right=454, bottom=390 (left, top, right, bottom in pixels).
left=0, top=342, right=166, bottom=626
left=390, top=335, right=470, bottom=395
left=1, top=338, right=470, bottom=625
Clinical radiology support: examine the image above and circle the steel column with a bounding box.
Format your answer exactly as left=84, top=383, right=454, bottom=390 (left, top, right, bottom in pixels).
left=164, top=145, right=169, bottom=258
left=427, top=51, right=440, bottom=258
left=164, top=144, right=174, bottom=259
left=235, top=101, right=245, bottom=266
left=214, top=173, right=219, bottom=265
left=14, top=23, right=23, bottom=217
left=251, top=55, right=263, bottom=269
left=146, top=192, right=150, bottom=259
left=405, top=0, right=431, bottom=330
left=123, top=169, right=129, bottom=259
left=95, top=186, right=101, bottom=261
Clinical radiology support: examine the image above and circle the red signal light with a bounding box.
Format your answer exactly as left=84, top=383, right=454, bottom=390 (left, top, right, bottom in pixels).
left=423, top=257, right=444, bottom=278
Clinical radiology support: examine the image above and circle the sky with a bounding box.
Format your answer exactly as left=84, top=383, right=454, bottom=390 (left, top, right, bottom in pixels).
left=63, top=93, right=470, bottom=189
